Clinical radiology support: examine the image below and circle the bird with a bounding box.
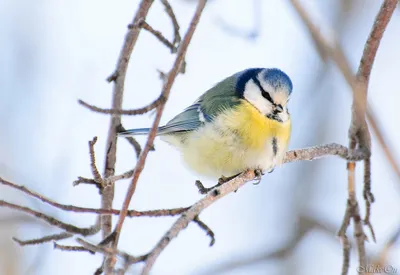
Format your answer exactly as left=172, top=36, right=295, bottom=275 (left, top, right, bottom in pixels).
left=119, top=68, right=293, bottom=182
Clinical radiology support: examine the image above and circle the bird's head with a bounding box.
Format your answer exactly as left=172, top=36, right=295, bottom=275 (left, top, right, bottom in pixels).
left=236, top=68, right=293, bottom=122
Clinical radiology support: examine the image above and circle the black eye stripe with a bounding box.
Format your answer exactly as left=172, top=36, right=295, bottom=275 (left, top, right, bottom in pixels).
left=252, top=76, right=274, bottom=104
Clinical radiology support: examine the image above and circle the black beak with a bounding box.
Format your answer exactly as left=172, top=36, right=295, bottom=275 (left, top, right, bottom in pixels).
left=273, top=104, right=283, bottom=114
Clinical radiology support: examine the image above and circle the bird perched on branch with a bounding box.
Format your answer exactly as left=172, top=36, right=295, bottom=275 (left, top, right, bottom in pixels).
left=119, top=68, right=293, bottom=181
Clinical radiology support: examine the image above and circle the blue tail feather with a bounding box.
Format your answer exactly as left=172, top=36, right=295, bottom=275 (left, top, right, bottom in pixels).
left=118, top=128, right=155, bottom=136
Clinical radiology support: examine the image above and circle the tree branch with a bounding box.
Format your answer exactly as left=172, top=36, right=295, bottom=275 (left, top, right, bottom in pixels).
left=78, top=95, right=166, bottom=116
left=13, top=232, right=73, bottom=246
left=160, top=0, right=181, bottom=47
left=135, top=19, right=177, bottom=52
left=109, top=0, right=208, bottom=261
left=290, top=0, right=397, bottom=274
left=53, top=242, right=95, bottom=254
left=101, top=0, right=155, bottom=273
left=0, top=200, right=97, bottom=236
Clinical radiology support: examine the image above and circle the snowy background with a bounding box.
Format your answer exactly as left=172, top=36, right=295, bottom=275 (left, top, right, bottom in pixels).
left=0, top=0, right=399, bottom=274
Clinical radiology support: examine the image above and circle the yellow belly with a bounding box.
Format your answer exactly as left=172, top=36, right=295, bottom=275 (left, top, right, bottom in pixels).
left=164, top=100, right=291, bottom=178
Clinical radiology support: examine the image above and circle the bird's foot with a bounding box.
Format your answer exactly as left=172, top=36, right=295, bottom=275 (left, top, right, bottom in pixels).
left=253, top=169, right=265, bottom=185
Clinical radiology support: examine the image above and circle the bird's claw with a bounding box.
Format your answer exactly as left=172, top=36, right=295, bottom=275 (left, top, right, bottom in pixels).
left=253, top=169, right=264, bottom=185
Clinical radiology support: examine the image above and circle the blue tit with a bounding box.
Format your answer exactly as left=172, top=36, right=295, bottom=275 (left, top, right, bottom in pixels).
left=119, top=68, right=293, bottom=179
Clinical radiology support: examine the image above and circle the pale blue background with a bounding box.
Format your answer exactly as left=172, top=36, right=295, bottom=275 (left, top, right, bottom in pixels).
left=0, top=0, right=399, bottom=274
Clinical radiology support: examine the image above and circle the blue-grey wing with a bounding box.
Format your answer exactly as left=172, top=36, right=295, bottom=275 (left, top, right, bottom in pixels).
left=157, top=103, right=205, bottom=135
left=159, top=73, right=241, bottom=135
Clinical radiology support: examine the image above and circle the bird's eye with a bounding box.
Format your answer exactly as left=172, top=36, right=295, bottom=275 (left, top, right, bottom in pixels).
left=261, top=90, right=274, bottom=103
left=252, top=76, right=274, bottom=104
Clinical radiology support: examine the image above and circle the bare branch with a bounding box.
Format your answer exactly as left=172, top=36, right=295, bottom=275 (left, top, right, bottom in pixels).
left=290, top=1, right=397, bottom=274
left=0, top=177, right=190, bottom=217
left=160, top=0, right=181, bottom=46
left=101, top=0, right=155, bottom=272
left=363, top=157, right=376, bottom=242
left=134, top=19, right=177, bottom=52
left=78, top=95, right=166, bottom=116
left=106, top=169, right=134, bottom=183
left=357, top=0, right=397, bottom=84
left=0, top=200, right=98, bottom=235
left=77, top=238, right=147, bottom=264
left=110, top=0, right=208, bottom=260
left=73, top=176, right=98, bottom=186
left=53, top=242, right=95, bottom=254
left=118, top=125, right=142, bottom=158
left=89, top=137, right=104, bottom=186
left=193, top=216, right=215, bottom=246
left=282, top=143, right=366, bottom=163
left=13, top=232, right=73, bottom=246
left=346, top=1, right=396, bottom=271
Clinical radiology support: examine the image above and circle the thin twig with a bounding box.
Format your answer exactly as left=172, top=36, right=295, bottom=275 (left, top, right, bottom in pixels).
left=77, top=238, right=148, bottom=264
left=282, top=143, right=366, bottom=163
left=363, top=157, right=376, bottom=242
left=53, top=242, right=95, bottom=254
left=110, top=0, right=208, bottom=260
left=193, top=216, right=215, bottom=246
left=160, top=0, right=181, bottom=47
left=118, top=125, right=142, bottom=158
left=0, top=178, right=192, bottom=218
left=13, top=232, right=73, bottom=246
left=73, top=176, right=98, bottom=186
left=134, top=19, right=177, bottom=52
left=78, top=95, right=166, bottom=116
left=89, top=137, right=104, bottom=186
left=73, top=169, right=135, bottom=188
left=106, top=169, right=134, bottom=183
left=94, top=263, right=104, bottom=275
left=0, top=200, right=98, bottom=235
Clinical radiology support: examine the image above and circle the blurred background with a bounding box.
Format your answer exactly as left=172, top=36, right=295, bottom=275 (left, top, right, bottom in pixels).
left=0, top=0, right=399, bottom=274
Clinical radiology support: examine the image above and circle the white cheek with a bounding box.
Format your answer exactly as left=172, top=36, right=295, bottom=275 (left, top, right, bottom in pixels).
left=279, top=110, right=290, bottom=122
left=243, top=81, right=272, bottom=115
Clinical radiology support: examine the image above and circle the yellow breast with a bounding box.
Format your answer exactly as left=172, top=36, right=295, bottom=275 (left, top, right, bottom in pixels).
left=219, top=100, right=291, bottom=150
